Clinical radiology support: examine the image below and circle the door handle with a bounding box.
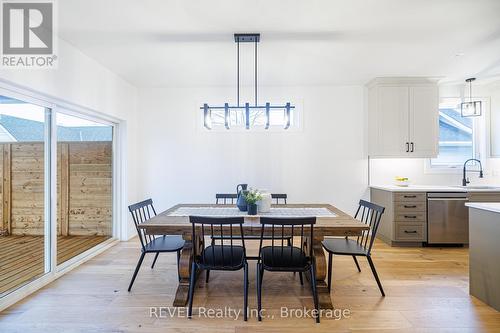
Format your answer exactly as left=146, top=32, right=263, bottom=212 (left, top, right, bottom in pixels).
left=427, top=198, right=469, bottom=201
left=406, top=142, right=409, bottom=152
left=410, top=142, right=414, bottom=152
left=404, top=205, right=417, bottom=208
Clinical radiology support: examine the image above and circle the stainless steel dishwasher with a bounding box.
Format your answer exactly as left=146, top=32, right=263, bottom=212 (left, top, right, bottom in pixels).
left=427, top=192, right=469, bottom=244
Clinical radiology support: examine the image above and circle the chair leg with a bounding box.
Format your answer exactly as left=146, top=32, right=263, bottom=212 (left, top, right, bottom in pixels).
left=327, top=252, right=333, bottom=293
left=206, top=270, right=210, bottom=283
left=352, top=255, right=361, bottom=272
left=151, top=252, right=160, bottom=269
left=299, top=271, right=304, bottom=285
left=188, top=262, right=197, bottom=319
left=206, top=238, right=213, bottom=283
left=128, top=252, right=145, bottom=292
left=367, top=255, right=385, bottom=297
left=288, top=237, right=295, bottom=279
left=310, top=261, right=320, bottom=323
left=176, top=250, right=181, bottom=282
left=256, top=263, right=262, bottom=322
left=243, top=262, right=248, bottom=321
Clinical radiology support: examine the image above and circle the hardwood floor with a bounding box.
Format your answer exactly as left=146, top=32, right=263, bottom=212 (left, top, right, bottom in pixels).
left=1, top=238, right=500, bottom=332
left=0, top=235, right=110, bottom=297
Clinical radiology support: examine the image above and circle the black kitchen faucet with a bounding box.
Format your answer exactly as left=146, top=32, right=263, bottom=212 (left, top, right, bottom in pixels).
left=462, top=159, right=484, bottom=186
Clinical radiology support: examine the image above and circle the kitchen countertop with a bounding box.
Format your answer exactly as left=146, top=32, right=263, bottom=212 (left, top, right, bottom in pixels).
left=466, top=202, right=500, bottom=214
left=370, top=184, right=500, bottom=192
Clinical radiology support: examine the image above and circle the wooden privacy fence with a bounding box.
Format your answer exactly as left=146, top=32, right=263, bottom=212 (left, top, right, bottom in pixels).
left=0, top=142, right=112, bottom=236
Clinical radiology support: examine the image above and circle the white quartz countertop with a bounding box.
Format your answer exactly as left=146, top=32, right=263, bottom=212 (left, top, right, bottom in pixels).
left=370, top=185, right=500, bottom=192
left=466, top=202, right=500, bottom=214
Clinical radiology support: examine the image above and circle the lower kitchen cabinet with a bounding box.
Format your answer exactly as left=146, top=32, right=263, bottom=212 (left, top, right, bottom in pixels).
left=371, top=188, right=427, bottom=246
left=371, top=187, right=500, bottom=246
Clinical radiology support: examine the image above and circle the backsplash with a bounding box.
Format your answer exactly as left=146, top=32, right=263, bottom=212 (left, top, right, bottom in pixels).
left=369, top=158, right=500, bottom=186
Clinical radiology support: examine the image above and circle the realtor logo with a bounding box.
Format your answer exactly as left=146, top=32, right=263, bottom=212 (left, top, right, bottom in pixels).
left=1, top=1, right=57, bottom=68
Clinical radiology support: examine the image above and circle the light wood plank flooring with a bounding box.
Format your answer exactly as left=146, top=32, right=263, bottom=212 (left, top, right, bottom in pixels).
left=0, top=236, right=110, bottom=297
left=1, top=238, right=500, bottom=332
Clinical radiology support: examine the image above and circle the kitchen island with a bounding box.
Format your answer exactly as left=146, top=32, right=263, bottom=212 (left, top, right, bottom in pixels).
left=466, top=202, right=500, bottom=311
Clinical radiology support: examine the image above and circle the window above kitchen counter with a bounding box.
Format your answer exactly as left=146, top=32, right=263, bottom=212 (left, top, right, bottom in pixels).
left=427, top=97, right=488, bottom=172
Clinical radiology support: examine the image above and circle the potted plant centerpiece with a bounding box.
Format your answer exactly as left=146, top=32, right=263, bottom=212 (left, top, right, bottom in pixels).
left=244, top=189, right=262, bottom=215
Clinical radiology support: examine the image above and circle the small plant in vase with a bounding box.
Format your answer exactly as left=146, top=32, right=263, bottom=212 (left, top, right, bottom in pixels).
left=244, top=189, right=262, bottom=215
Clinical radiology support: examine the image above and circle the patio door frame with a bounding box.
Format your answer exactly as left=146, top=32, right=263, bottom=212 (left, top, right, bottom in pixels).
left=53, top=106, right=121, bottom=271
left=0, top=79, right=125, bottom=311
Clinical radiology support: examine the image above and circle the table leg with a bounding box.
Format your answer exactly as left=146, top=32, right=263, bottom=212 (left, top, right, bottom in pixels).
left=304, top=236, right=333, bottom=309
left=173, top=234, right=201, bottom=307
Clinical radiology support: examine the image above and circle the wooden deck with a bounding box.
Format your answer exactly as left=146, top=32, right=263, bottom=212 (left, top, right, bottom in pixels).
left=0, top=235, right=110, bottom=296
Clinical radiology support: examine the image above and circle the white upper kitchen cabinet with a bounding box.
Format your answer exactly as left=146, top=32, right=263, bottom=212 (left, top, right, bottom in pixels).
left=367, top=78, right=439, bottom=158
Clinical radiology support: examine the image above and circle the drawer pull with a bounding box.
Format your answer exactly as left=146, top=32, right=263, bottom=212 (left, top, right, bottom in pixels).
left=404, top=230, right=418, bottom=234
left=404, top=205, right=417, bottom=208
left=404, top=195, right=417, bottom=198
left=404, top=215, right=417, bottom=219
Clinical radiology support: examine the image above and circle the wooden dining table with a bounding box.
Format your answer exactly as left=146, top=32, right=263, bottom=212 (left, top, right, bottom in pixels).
left=138, top=203, right=369, bottom=309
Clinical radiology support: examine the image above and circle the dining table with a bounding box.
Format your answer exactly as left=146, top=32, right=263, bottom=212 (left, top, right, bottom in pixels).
left=138, top=203, right=369, bottom=309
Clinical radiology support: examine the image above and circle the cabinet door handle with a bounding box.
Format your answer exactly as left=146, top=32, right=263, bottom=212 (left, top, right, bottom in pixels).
left=404, top=195, right=416, bottom=198
left=406, top=142, right=409, bottom=152
left=404, top=215, right=417, bottom=219
left=404, top=205, right=417, bottom=208
left=410, top=142, right=414, bottom=152
left=404, top=230, right=418, bottom=234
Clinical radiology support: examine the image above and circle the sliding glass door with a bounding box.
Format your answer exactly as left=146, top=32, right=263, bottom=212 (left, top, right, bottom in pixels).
left=0, top=94, right=50, bottom=297
left=56, top=112, right=114, bottom=265
left=0, top=88, right=117, bottom=298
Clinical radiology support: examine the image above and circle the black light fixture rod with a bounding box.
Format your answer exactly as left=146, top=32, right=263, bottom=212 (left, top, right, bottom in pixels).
left=237, top=40, right=240, bottom=107
left=466, top=77, right=476, bottom=103
left=470, top=81, right=472, bottom=102
left=469, top=79, right=472, bottom=102
left=255, top=40, right=258, bottom=107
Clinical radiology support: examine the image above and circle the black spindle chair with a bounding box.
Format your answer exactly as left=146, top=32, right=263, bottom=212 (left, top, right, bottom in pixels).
left=208, top=193, right=294, bottom=283
left=127, top=199, right=185, bottom=292
left=215, top=193, right=238, bottom=204
left=256, top=217, right=319, bottom=323
left=322, top=199, right=386, bottom=296
left=271, top=193, right=287, bottom=204
left=188, top=216, right=249, bottom=321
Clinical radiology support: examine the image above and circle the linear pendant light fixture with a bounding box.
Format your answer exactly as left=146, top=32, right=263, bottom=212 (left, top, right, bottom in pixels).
left=201, top=33, right=295, bottom=130
left=461, top=77, right=482, bottom=117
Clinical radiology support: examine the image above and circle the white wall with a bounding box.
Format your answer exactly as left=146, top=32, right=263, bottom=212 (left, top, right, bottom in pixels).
left=137, top=85, right=368, bottom=216
left=0, top=38, right=139, bottom=240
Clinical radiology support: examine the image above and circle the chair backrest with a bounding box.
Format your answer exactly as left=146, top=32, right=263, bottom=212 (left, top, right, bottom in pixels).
left=128, top=198, right=157, bottom=250
left=258, top=217, right=316, bottom=260
left=215, top=193, right=238, bottom=204
left=353, top=199, right=385, bottom=254
left=189, top=216, right=245, bottom=268
left=271, top=193, right=287, bottom=204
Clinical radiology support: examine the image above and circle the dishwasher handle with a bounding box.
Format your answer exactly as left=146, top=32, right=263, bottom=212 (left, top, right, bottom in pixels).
left=427, top=198, right=469, bottom=201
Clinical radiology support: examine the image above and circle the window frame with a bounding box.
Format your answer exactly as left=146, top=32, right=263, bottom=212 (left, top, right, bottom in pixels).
left=425, top=96, right=488, bottom=174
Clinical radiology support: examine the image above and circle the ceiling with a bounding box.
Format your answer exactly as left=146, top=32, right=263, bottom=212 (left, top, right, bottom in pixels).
left=58, top=0, right=500, bottom=87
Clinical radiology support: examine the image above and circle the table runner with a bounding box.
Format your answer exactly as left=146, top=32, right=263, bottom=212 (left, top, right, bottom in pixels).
left=168, top=206, right=337, bottom=217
